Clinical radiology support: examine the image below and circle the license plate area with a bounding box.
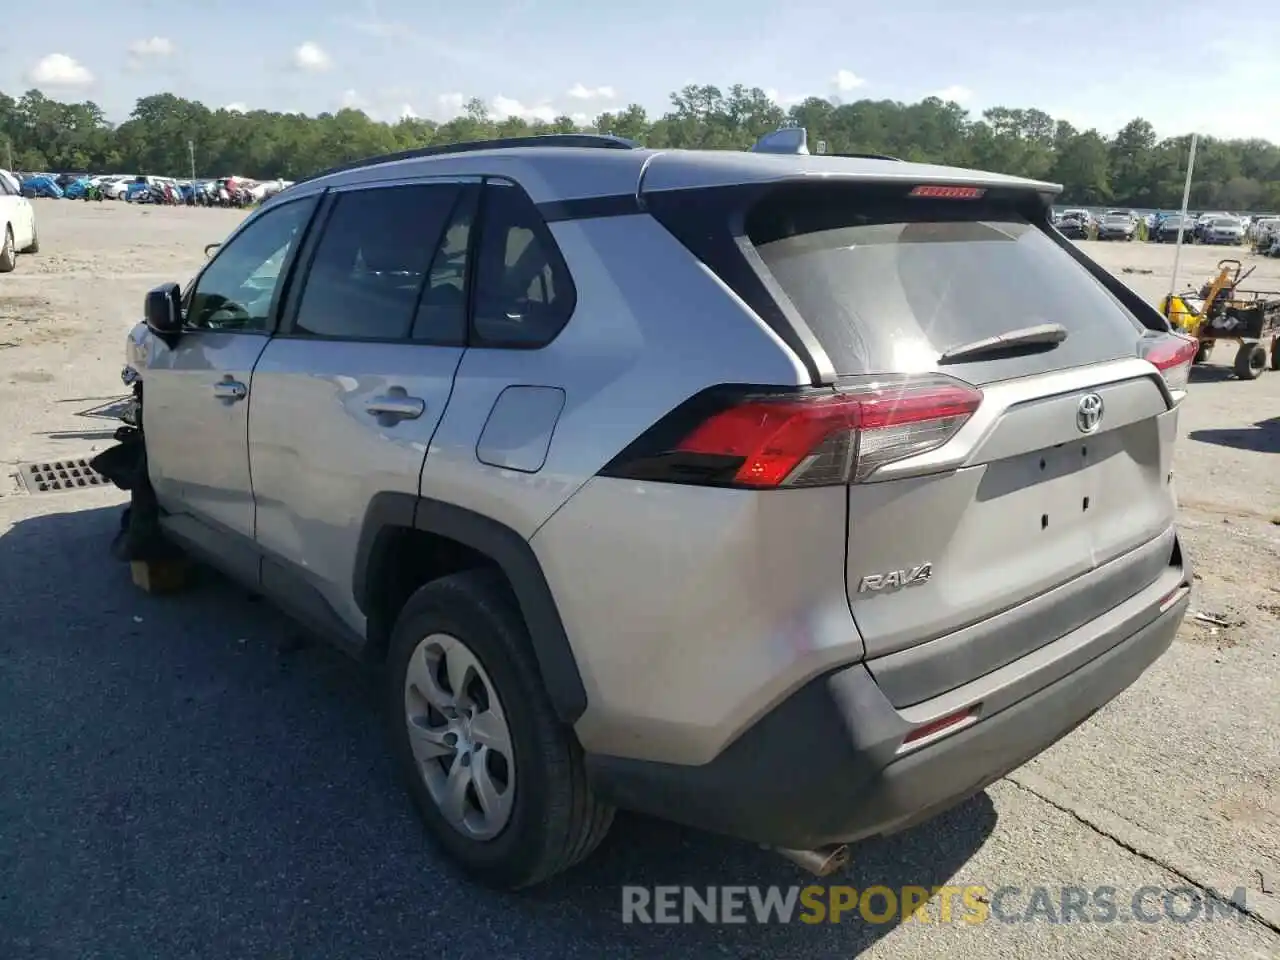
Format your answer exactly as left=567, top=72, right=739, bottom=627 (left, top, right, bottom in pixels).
left=978, top=439, right=1097, bottom=547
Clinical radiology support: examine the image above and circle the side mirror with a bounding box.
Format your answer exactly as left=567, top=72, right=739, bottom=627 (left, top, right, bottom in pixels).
left=145, top=282, right=183, bottom=335
left=204, top=242, right=221, bottom=258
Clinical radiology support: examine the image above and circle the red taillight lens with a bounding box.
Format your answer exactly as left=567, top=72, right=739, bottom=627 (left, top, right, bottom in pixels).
left=1140, top=333, right=1198, bottom=394
left=908, top=184, right=986, bottom=199
left=650, top=378, right=983, bottom=488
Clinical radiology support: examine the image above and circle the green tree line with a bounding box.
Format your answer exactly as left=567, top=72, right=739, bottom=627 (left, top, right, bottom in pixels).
left=3, top=84, right=1278, bottom=210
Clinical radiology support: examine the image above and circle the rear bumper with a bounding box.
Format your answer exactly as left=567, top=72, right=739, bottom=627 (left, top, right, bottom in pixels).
left=586, top=556, right=1190, bottom=850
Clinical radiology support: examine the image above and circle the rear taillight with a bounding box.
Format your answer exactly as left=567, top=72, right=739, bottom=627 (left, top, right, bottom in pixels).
left=601, top=376, right=983, bottom=489
left=1140, top=333, right=1198, bottom=395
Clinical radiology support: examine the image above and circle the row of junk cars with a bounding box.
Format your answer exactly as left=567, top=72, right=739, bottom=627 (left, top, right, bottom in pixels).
left=15, top=171, right=294, bottom=207
left=1052, top=207, right=1280, bottom=254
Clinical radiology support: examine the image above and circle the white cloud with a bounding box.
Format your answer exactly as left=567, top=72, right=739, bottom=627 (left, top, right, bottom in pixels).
left=223, top=102, right=247, bottom=113
left=491, top=96, right=559, bottom=123
left=339, top=89, right=365, bottom=110
left=129, top=36, right=174, bottom=58
left=436, top=92, right=465, bottom=118
left=398, top=104, right=417, bottom=120
left=292, top=42, right=332, bottom=72
left=26, top=53, right=93, bottom=88
left=567, top=83, right=616, bottom=100
left=931, top=85, right=973, bottom=105
left=765, top=88, right=808, bottom=107
left=831, top=69, right=866, bottom=93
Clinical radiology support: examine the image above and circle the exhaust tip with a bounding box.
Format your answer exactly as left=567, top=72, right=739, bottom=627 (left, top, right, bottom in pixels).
left=773, top=844, right=850, bottom=877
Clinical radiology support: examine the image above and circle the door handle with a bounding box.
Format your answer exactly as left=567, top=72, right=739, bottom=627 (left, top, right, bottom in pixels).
left=213, top=378, right=247, bottom=401
left=365, top=393, right=425, bottom=421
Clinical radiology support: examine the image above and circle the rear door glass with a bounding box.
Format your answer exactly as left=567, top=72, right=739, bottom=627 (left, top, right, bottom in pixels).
left=748, top=192, right=1145, bottom=383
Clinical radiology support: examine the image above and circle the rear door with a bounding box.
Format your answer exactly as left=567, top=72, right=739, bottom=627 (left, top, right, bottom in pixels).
left=247, top=177, right=477, bottom=635
left=741, top=184, right=1179, bottom=664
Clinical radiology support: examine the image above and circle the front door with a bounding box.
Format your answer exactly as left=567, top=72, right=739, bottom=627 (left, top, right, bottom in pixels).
left=144, top=193, right=320, bottom=574
left=248, top=178, right=478, bottom=635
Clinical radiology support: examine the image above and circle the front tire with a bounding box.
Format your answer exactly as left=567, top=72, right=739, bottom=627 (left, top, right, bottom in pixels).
left=387, top=569, right=614, bottom=889
left=0, top=227, right=15, bottom=272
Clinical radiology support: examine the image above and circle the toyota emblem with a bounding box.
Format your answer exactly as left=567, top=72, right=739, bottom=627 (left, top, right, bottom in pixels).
left=1076, top=393, right=1104, bottom=434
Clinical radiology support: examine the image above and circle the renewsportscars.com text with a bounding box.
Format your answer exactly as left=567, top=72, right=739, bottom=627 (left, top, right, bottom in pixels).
left=620, top=884, right=1250, bottom=925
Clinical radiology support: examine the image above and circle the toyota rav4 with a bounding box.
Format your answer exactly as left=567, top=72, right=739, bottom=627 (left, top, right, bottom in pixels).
left=94, top=129, right=1195, bottom=889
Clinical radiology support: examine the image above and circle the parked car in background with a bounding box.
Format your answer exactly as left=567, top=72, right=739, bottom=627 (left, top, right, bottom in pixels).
left=1097, top=210, right=1138, bottom=241
left=0, top=171, right=40, bottom=269
left=1250, top=217, right=1280, bottom=252
left=1155, top=215, right=1193, bottom=243
left=1192, top=212, right=1230, bottom=242
left=1203, top=216, right=1245, bottom=246
left=1056, top=209, right=1091, bottom=239
left=100, top=176, right=134, bottom=200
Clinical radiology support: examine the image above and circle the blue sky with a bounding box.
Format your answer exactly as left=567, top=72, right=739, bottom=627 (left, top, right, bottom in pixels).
left=5, top=0, right=1280, bottom=142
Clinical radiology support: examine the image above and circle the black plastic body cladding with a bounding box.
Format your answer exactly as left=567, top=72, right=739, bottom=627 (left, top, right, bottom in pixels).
left=353, top=492, right=588, bottom=724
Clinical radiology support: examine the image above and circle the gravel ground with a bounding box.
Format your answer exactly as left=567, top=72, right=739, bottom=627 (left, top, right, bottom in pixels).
left=0, top=200, right=1277, bottom=960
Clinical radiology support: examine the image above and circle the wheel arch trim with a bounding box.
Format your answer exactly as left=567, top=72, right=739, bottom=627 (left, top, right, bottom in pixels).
left=353, top=492, right=588, bottom=724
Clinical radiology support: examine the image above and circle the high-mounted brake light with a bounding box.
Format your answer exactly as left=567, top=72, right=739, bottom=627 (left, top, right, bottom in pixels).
left=601, top=377, right=984, bottom=489
left=1140, top=333, right=1198, bottom=396
left=908, top=185, right=986, bottom=199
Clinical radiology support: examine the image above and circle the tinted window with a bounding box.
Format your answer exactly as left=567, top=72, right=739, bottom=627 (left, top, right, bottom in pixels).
left=471, top=182, right=574, bottom=348
left=748, top=187, right=1145, bottom=382
left=412, top=186, right=477, bottom=344
left=187, top=196, right=317, bottom=331
left=293, top=183, right=460, bottom=340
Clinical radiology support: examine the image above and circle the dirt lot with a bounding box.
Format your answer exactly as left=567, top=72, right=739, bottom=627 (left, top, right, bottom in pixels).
left=0, top=200, right=1277, bottom=960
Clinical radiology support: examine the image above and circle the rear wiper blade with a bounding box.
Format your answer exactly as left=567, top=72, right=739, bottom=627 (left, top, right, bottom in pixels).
left=937, top=323, right=1069, bottom=364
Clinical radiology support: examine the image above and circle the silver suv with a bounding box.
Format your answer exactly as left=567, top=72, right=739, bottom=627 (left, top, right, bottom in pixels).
left=97, top=130, right=1196, bottom=889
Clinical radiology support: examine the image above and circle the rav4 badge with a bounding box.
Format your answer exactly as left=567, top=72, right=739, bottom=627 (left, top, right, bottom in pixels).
left=858, top=563, right=933, bottom=593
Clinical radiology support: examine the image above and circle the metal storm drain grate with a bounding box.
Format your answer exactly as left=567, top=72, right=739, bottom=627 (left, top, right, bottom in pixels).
left=17, top=458, right=110, bottom=493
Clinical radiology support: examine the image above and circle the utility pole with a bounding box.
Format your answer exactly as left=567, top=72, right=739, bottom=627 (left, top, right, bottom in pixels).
left=188, top=139, right=196, bottom=180
left=1168, top=132, right=1199, bottom=302
left=4, top=139, right=12, bottom=172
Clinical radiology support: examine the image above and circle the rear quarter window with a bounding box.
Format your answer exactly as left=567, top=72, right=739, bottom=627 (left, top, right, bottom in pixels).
left=747, top=187, right=1147, bottom=383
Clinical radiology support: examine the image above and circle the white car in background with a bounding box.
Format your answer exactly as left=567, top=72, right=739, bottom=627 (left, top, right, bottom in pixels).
left=0, top=169, right=38, bottom=270
left=102, top=176, right=139, bottom=200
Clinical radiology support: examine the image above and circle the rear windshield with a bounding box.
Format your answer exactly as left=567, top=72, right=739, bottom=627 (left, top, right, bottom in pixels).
left=747, top=189, right=1146, bottom=381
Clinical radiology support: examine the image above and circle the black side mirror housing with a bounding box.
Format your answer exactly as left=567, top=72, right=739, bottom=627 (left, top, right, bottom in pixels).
left=145, top=282, right=183, bottom=335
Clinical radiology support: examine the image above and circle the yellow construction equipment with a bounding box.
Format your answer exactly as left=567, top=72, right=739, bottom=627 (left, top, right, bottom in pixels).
left=1159, top=259, right=1280, bottom=379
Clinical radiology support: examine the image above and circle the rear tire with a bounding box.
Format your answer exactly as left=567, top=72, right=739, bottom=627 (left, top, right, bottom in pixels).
left=387, top=569, right=614, bottom=889
left=0, top=227, right=15, bottom=273
left=1233, top=343, right=1266, bottom=380
left=1269, top=337, right=1280, bottom=371
left=1194, top=341, right=1213, bottom=364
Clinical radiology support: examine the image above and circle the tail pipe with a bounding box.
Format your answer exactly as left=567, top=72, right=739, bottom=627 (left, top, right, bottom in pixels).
left=772, top=844, right=849, bottom=877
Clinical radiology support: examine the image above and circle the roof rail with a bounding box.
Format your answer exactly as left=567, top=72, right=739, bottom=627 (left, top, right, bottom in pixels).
left=295, top=133, right=640, bottom=185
